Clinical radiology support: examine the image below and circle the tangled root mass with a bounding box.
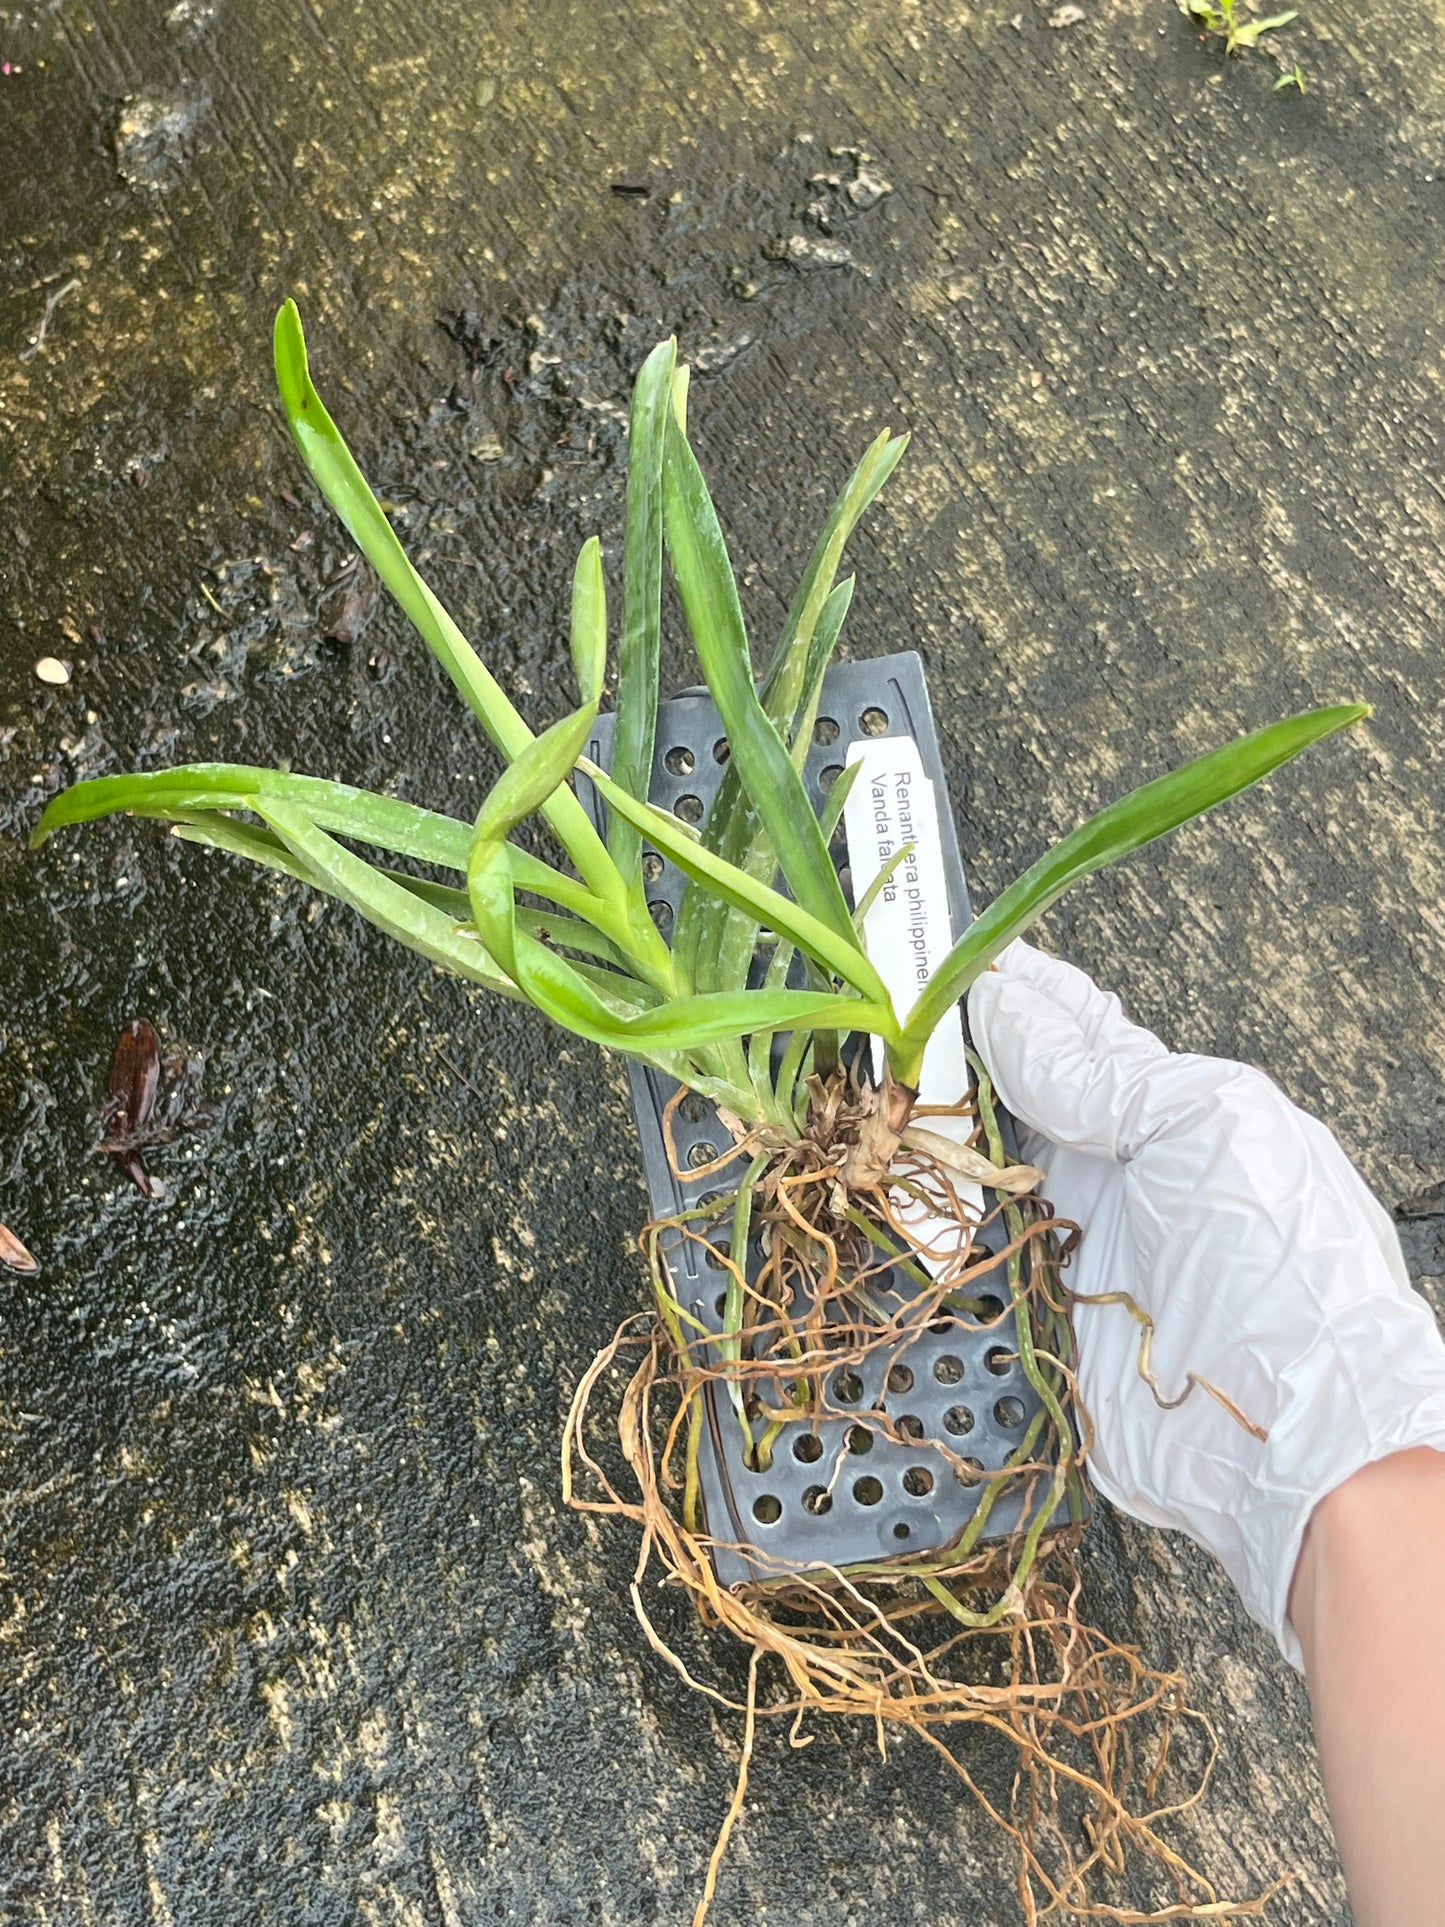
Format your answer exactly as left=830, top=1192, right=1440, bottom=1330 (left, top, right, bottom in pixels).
left=563, top=1061, right=1281, bottom=1925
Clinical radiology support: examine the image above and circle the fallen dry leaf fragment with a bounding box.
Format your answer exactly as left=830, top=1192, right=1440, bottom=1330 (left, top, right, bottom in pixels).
left=0, top=1223, right=38, bottom=1273
left=1048, top=4, right=1086, bottom=24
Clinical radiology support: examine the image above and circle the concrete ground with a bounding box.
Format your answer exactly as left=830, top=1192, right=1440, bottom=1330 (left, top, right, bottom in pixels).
left=3, top=0, right=1443, bottom=1919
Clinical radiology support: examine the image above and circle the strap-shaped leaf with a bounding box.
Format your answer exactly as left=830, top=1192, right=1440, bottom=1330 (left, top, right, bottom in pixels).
left=245, top=798, right=519, bottom=993
left=569, top=536, right=607, bottom=705
left=788, top=572, right=856, bottom=774
left=176, top=811, right=648, bottom=998
left=272, top=301, right=624, bottom=907
left=674, top=418, right=903, bottom=988
left=470, top=708, right=604, bottom=983
left=661, top=410, right=857, bottom=950
left=240, top=799, right=643, bottom=1014
left=32, top=762, right=620, bottom=929
left=469, top=542, right=609, bottom=983
left=765, top=433, right=904, bottom=723
left=581, top=757, right=898, bottom=1032
left=34, top=763, right=472, bottom=863
left=676, top=572, right=857, bottom=999
left=608, top=338, right=677, bottom=878
left=490, top=934, right=890, bottom=1056
left=893, top=702, right=1370, bottom=1083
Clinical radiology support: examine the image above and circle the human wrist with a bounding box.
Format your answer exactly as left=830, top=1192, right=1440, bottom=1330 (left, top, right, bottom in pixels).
left=1285, top=1447, right=1445, bottom=1927
left=1288, top=1447, right=1445, bottom=1673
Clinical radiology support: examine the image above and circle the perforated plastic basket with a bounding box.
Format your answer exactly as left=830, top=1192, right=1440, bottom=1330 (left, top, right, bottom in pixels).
left=586, top=652, right=1068, bottom=1587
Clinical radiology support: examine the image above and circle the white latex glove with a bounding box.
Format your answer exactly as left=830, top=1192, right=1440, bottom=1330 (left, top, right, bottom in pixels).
left=968, top=941, right=1445, bottom=1670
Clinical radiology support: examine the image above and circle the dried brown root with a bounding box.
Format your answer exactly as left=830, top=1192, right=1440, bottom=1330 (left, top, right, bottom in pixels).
left=561, top=1067, right=1286, bottom=1925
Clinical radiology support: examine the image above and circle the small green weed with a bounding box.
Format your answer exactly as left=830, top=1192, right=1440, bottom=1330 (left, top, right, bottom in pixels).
left=1182, top=0, right=1297, bottom=55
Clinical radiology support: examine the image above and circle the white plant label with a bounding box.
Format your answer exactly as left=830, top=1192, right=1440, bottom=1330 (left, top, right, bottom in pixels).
left=841, top=735, right=984, bottom=1229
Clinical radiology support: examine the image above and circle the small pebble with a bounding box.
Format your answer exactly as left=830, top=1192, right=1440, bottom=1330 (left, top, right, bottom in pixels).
left=34, top=656, right=71, bottom=685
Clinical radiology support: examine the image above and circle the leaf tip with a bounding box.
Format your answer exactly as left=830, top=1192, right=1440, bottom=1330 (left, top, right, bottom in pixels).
left=273, top=299, right=312, bottom=415
left=670, top=364, right=691, bottom=435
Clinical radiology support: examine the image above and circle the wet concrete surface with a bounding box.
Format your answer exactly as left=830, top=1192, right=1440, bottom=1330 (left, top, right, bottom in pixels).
left=3, top=0, right=1445, bottom=1919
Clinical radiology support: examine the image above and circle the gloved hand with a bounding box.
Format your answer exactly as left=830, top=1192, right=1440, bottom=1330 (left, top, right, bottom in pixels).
left=968, top=941, right=1445, bottom=1669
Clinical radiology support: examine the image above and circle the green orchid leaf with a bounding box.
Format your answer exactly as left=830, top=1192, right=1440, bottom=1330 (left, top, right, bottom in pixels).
left=609, top=337, right=677, bottom=880
left=247, top=798, right=517, bottom=995
left=469, top=704, right=601, bottom=982
left=893, top=703, right=1370, bottom=1084
left=767, top=434, right=903, bottom=727
left=171, top=810, right=481, bottom=934
left=621, top=986, right=892, bottom=1052
left=469, top=543, right=610, bottom=982
left=33, top=762, right=617, bottom=929
left=661, top=409, right=856, bottom=951
left=272, top=301, right=624, bottom=906
left=788, top=573, right=856, bottom=774
left=570, top=536, right=607, bottom=705
left=582, top=757, right=897, bottom=1029
left=468, top=540, right=622, bottom=986
left=34, top=762, right=473, bottom=863
left=679, top=572, right=860, bottom=1000
left=818, top=754, right=862, bottom=843
left=671, top=447, right=884, bottom=994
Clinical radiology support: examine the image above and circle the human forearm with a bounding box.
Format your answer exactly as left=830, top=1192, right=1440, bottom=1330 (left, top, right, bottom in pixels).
left=1289, top=1447, right=1445, bottom=1927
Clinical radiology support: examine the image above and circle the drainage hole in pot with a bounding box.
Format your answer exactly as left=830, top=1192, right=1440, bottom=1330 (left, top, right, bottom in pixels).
left=813, top=716, right=840, bottom=746
left=927, top=1316, right=955, bottom=1335
left=649, top=899, right=673, bottom=935
left=802, top=1484, right=832, bottom=1516
left=819, top=763, right=844, bottom=793
left=955, top=1457, right=984, bottom=1487
left=886, top=1363, right=914, bottom=1394
left=846, top=1424, right=874, bottom=1455
left=860, top=706, right=890, bottom=736
left=678, top=1090, right=711, bottom=1124
left=687, top=1140, right=719, bottom=1169
left=642, top=850, right=664, bottom=883
left=944, top=1404, right=975, bottom=1436
left=896, top=1413, right=925, bottom=1441
left=752, top=1494, right=782, bottom=1524
left=832, top=1370, right=864, bottom=1405
left=713, top=735, right=730, bottom=763
left=853, top=1476, right=883, bottom=1506
left=675, top=793, right=704, bottom=825
left=995, top=1396, right=1026, bottom=1429
left=970, top=1293, right=1007, bottom=1323
left=705, top=1242, right=729, bottom=1273
left=933, top=1354, right=964, bottom=1386
left=664, top=745, right=695, bottom=777
left=903, top=1466, right=934, bottom=1497
left=893, top=1521, right=911, bottom=1541
left=793, top=1432, right=824, bottom=1464
left=986, top=1346, right=1015, bottom=1377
